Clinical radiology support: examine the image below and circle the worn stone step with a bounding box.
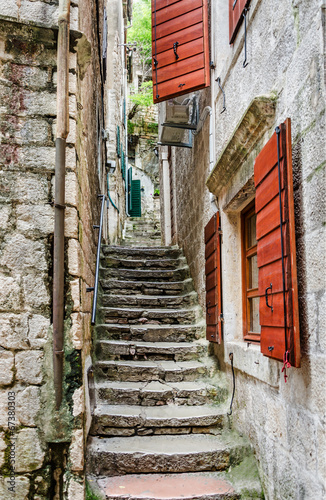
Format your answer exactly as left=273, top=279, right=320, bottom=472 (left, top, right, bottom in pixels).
left=96, top=322, right=206, bottom=342
left=91, top=473, right=239, bottom=500
left=95, top=339, right=207, bottom=361
left=95, top=379, right=227, bottom=406
left=101, top=267, right=190, bottom=282
left=103, top=246, right=183, bottom=260
left=88, top=454, right=263, bottom=499
left=100, top=278, right=194, bottom=296
left=101, top=291, right=198, bottom=309
left=90, top=404, right=228, bottom=437
left=95, top=359, right=212, bottom=383
left=102, top=256, right=186, bottom=270
left=102, top=305, right=202, bottom=325
left=87, top=432, right=252, bottom=476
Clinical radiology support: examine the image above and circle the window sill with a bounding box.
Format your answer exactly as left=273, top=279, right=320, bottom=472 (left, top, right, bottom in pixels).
left=225, top=340, right=280, bottom=387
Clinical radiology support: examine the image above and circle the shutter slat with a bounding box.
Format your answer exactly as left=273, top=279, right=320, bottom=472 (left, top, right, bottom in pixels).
left=152, top=0, right=210, bottom=103
left=154, top=0, right=202, bottom=26
left=254, top=119, right=300, bottom=368
left=153, top=0, right=181, bottom=13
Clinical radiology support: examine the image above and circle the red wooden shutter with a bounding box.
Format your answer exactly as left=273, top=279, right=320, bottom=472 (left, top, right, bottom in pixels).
left=205, top=213, right=222, bottom=343
left=151, top=0, right=210, bottom=103
left=229, top=0, right=250, bottom=44
left=254, top=118, right=300, bottom=367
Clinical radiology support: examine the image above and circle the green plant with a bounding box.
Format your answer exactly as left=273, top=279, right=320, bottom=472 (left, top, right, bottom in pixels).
left=130, top=81, right=153, bottom=108
left=154, top=188, right=160, bottom=196
left=86, top=479, right=103, bottom=500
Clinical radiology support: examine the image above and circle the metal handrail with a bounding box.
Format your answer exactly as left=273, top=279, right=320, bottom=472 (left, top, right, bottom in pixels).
left=87, top=194, right=106, bottom=325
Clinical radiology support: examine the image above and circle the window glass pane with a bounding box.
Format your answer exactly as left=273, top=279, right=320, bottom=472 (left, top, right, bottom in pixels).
left=249, top=297, right=261, bottom=333
left=248, top=254, right=258, bottom=289
left=246, top=213, right=257, bottom=248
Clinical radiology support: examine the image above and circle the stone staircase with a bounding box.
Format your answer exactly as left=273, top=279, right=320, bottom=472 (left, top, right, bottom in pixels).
left=123, top=212, right=162, bottom=247
left=86, top=240, right=263, bottom=499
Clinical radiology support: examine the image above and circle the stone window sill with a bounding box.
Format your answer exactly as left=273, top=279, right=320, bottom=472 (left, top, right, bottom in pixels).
left=225, top=340, right=280, bottom=387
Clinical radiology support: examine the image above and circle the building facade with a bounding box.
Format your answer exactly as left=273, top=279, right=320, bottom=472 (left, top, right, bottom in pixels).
left=158, top=0, right=326, bottom=498
left=0, top=0, right=130, bottom=497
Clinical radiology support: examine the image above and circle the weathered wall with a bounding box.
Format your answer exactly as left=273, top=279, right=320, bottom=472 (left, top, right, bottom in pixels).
left=160, top=0, right=326, bottom=498
left=0, top=0, right=107, bottom=496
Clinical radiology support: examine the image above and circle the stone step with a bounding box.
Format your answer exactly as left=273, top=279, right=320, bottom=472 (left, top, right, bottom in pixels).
left=102, top=256, right=186, bottom=270
left=122, top=240, right=163, bottom=248
left=101, top=305, right=202, bottom=325
left=100, top=278, right=194, bottom=296
left=89, top=453, right=264, bottom=500
left=101, top=291, right=198, bottom=309
left=92, top=473, right=239, bottom=500
left=94, top=359, right=212, bottom=383
left=103, top=246, right=183, bottom=260
left=87, top=432, right=252, bottom=476
left=90, top=404, right=227, bottom=437
left=101, top=266, right=190, bottom=282
left=96, top=322, right=206, bottom=342
left=94, top=339, right=207, bottom=361
left=95, top=379, right=228, bottom=406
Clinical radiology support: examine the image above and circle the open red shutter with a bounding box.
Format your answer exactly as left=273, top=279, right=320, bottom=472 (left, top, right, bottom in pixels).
left=254, top=118, right=300, bottom=367
left=152, top=0, right=210, bottom=103
left=205, top=213, right=222, bottom=343
left=229, top=0, right=250, bottom=44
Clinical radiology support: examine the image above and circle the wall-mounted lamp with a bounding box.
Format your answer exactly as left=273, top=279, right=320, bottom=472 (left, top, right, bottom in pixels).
left=154, top=147, right=159, bottom=158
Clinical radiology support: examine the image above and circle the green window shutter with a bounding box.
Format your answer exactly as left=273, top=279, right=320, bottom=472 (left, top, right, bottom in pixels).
left=128, top=167, right=133, bottom=212
left=129, top=180, right=141, bottom=217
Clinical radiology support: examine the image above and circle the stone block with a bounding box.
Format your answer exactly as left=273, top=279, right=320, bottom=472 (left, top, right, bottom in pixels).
left=0, top=350, right=14, bottom=385
left=16, top=146, right=55, bottom=171
left=15, top=428, right=45, bottom=472
left=1, top=117, right=50, bottom=145
left=66, top=146, right=77, bottom=170
left=18, top=1, right=78, bottom=31
left=0, top=171, right=49, bottom=204
left=52, top=71, right=77, bottom=95
left=68, top=238, right=82, bottom=277
left=0, top=275, right=22, bottom=310
left=0, top=313, right=29, bottom=350
left=67, top=477, right=85, bottom=500
left=16, top=350, right=44, bottom=385
left=0, top=204, right=11, bottom=230
left=16, top=386, right=41, bottom=427
left=0, top=391, right=9, bottom=428
left=1, top=63, right=49, bottom=90
left=28, top=315, right=50, bottom=348
left=65, top=171, right=79, bottom=207
left=65, top=207, right=78, bottom=238
left=72, top=386, right=84, bottom=417
left=71, top=312, right=83, bottom=349
left=70, top=279, right=80, bottom=311
left=0, top=234, right=47, bottom=271
left=23, top=273, right=50, bottom=309
left=69, top=429, right=84, bottom=471
left=16, top=204, right=54, bottom=236
left=0, top=475, right=30, bottom=499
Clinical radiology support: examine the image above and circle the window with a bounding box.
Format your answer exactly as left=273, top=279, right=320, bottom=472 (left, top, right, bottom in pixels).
left=242, top=202, right=260, bottom=342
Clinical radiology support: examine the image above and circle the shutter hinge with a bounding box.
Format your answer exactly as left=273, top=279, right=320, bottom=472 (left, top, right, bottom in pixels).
left=219, top=313, right=224, bottom=323
left=218, top=226, right=223, bottom=235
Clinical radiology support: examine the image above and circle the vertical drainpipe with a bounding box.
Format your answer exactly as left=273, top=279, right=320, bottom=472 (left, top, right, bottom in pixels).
left=209, top=0, right=217, bottom=208
left=53, top=0, right=70, bottom=411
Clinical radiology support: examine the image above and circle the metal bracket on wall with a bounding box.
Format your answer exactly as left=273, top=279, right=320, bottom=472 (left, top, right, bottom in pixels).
left=216, top=77, right=226, bottom=113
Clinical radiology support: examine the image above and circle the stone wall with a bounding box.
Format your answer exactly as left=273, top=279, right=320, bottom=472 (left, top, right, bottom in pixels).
left=0, top=0, right=109, bottom=496
left=160, top=0, right=326, bottom=498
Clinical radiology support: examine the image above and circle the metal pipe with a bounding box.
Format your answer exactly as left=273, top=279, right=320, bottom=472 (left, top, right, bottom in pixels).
left=53, top=0, right=70, bottom=411
left=107, top=173, right=120, bottom=213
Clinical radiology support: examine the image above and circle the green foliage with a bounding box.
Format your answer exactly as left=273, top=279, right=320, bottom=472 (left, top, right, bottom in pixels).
left=130, top=81, right=153, bottom=108
left=86, top=480, right=102, bottom=500
left=154, top=188, right=160, bottom=196
left=128, top=0, right=152, bottom=68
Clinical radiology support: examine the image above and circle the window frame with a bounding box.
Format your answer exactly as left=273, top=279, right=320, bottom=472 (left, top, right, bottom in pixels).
left=241, top=201, right=260, bottom=342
